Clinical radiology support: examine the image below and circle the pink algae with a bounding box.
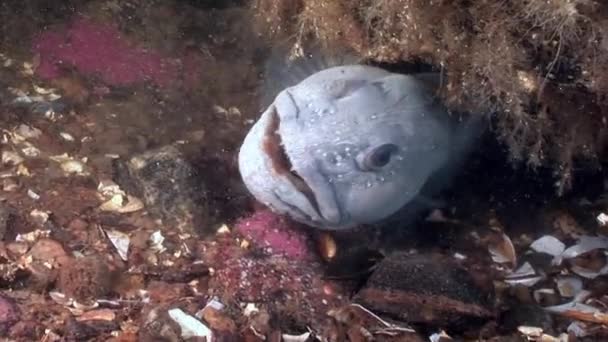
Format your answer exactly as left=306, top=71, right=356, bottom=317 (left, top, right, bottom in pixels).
left=32, top=17, right=200, bottom=89
left=234, top=209, right=313, bottom=261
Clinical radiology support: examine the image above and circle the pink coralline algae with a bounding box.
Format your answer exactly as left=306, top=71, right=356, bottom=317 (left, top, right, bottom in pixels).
left=234, top=209, right=314, bottom=261
left=32, top=17, right=201, bottom=89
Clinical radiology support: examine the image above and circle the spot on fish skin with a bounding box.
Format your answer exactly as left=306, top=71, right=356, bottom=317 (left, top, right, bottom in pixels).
left=370, top=114, right=377, bottom=120
left=365, top=181, right=373, bottom=188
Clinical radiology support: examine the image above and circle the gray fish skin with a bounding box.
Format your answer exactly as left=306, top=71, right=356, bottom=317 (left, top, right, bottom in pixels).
left=238, top=64, right=481, bottom=230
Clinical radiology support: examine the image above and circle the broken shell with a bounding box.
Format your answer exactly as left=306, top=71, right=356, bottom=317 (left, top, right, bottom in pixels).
left=505, top=262, right=543, bottom=287
left=216, top=224, right=230, bottom=234
left=544, top=301, right=608, bottom=325
left=149, top=231, right=166, bottom=253
left=555, top=276, right=584, bottom=297
left=21, top=145, right=40, bottom=157
left=105, top=229, right=130, bottom=261
left=60, top=160, right=85, bottom=174
left=100, top=194, right=143, bottom=213
left=562, top=235, right=608, bottom=259
left=488, top=232, right=517, bottom=268
left=1, top=151, right=24, bottom=165
left=530, top=235, right=565, bottom=257
left=49, top=291, right=73, bottom=306
left=168, top=308, right=213, bottom=340
left=76, top=308, right=116, bottom=322
left=27, top=189, right=40, bottom=200
left=59, top=132, right=75, bottom=141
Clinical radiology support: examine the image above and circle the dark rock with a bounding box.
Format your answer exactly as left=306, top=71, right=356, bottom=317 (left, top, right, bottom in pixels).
left=353, top=253, right=495, bottom=331
left=0, top=293, right=19, bottom=335
left=57, top=255, right=114, bottom=302
left=0, top=203, right=13, bottom=241
left=112, top=144, right=209, bottom=234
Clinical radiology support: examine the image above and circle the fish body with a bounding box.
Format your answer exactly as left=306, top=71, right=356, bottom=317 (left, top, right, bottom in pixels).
left=238, top=63, right=482, bottom=230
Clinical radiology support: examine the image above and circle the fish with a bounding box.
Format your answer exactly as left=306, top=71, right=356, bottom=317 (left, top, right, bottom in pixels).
left=238, top=49, right=484, bottom=230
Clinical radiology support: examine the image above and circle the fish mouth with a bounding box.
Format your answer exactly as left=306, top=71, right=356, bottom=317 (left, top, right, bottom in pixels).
left=261, top=106, right=341, bottom=226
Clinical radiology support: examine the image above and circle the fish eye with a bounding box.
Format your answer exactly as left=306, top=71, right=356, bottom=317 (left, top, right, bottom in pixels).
left=357, top=144, right=399, bottom=171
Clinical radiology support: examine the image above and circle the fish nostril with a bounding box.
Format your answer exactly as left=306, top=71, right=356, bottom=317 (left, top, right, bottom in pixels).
left=262, top=107, right=322, bottom=216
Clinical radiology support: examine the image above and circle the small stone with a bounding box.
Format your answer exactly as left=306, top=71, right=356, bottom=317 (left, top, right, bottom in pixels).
left=200, top=306, right=237, bottom=334
left=57, top=255, right=113, bottom=302
left=28, top=238, right=70, bottom=267
left=112, top=145, right=209, bottom=234
left=147, top=281, right=189, bottom=303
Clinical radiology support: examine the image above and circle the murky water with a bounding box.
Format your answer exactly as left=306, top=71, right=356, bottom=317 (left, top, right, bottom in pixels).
left=0, top=1, right=607, bottom=341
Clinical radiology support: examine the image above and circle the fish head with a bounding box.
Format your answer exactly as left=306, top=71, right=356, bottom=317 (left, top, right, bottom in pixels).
left=239, top=65, right=454, bottom=229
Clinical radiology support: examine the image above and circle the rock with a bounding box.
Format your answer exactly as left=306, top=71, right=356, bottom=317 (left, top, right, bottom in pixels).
left=147, top=281, right=190, bottom=303
left=353, top=253, right=495, bottom=331
left=0, top=203, right=13, bottom=241
left=0, top=294, right=19, bottom=335
left=200, top=305, right=237, bottom=334
left=112, top=145, right=209, bottom=234
left=28, top=238, right=71, bottom=267
left=57, top=255, right=114, bottom=302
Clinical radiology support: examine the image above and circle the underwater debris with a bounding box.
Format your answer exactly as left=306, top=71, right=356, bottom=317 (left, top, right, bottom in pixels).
left=112, top=144, right=209, bottom=234
left=353, top=253, right=495, bottom=330
left=168, top=308, right=213, bottom=340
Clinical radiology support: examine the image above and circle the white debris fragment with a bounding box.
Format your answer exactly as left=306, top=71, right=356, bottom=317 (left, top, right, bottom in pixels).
left=555, top=276, right=584, bottom=298
left=97, top=179, right=126, bottom=197
left=30, top=209, right=50, bottom=225
left=530, top=235, right=565, bottom=257
left=597, top=213, right=608, bottom=226
left=517, top=326, right=543, bottom=339
left=429, top=330, right=453, bottom=342
left=205, top=297, right=225, bottom=311
left=15, top=229, right=50, bottom=242
left=60, top=160, right=86, bottom=174
left=105, top=229, right=130, bottom=261
left=49, top=154, right=88, bottom=175
left=453, top=253, right=467, bottom=260
left=27, top=189, right=40, bottom=200
left=21, top=144, right=40, bottom=158
left=533, top=288, right=556, bottom=304
left=59, top=132, right=75, bottom=141
left=505, top=262, right=543, bottom=287
left=168, top=308, right=213, bottom=340
left=49, top=291, right=73, bottom=306
left=243, top=303, right=259, bottom=317
left=100, top=194, right=144, bottom=213
left=149, top=231, right=166, bottom=253
left=282, top=332, right=311, bottom=342
left=33, top=84, right=56, bottom=95
left=1, top=150, right=24, bottom=165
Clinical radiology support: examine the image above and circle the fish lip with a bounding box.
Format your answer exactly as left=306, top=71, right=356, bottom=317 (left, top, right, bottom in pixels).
left=255, top=95, right=342, bottom=227
left=271, top=91, right=343, bottom=226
